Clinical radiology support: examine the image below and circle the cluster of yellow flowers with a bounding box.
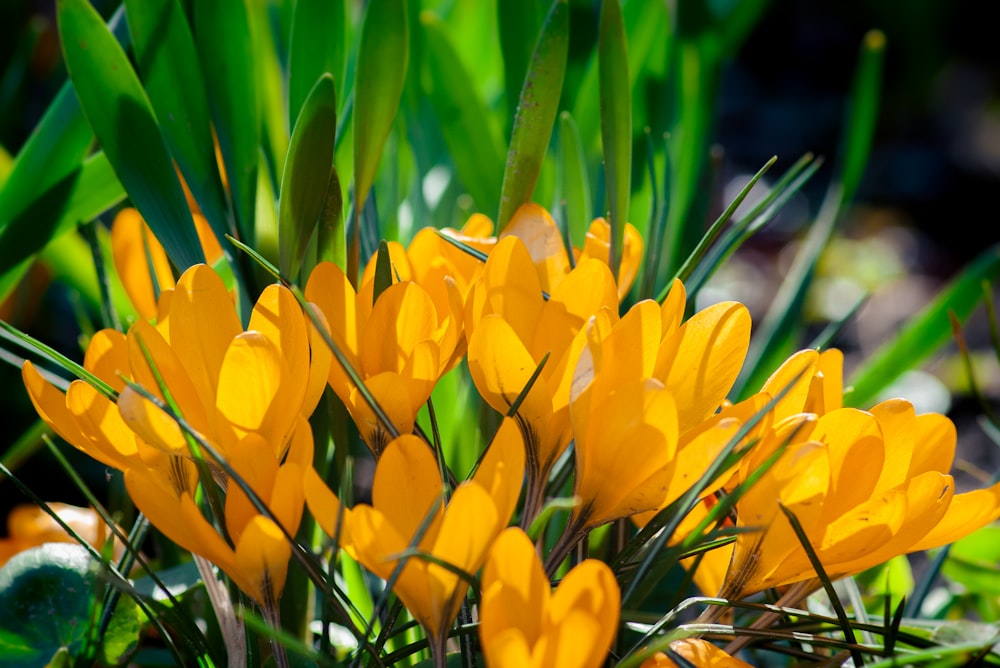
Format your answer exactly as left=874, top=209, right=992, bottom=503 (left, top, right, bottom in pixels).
left=20, top=201, right=1000, bottom=667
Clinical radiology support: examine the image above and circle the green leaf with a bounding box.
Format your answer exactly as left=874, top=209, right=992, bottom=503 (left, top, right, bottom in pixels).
left=837, top=29, right=886, bottom=208
left=0, top=5, right=130, bottom=238
left=598, top=0, right=631, bottom=275
left=278, top=73, right=338, bottom=280
left=421, top=11, right=504, bottom=216
left=496, top=0, right=569, bottom=232
left=124, top=0, right=230, bottom=249
left=288, top=0, right=346, bottom=128
left=0, top=543, right=101, bottom=668
left=315, top=166, right=345, bottom=273
left=351, top=0, right=409, bottom=279
left=557, top=111, right=591, bottom=249
left=0, top=152, right=125, bottom=303
left=497, top=0, right=545, bottom=127
left=99, top=594, right=141, bottom=666
left=940, top=523, right=1000, bottom=596
left=193, top=0, right=258, bottom=241
left=847, top=243, right=1000, bottom=408
left=56, top=0, right=205, bottom=270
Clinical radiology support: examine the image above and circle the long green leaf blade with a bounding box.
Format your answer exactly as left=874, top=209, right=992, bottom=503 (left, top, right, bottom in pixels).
left=57, top=0, right=205, bottom=269
left=496, top=0, right=569, bottom=232
left=847, top=243, right=1000, bottom=408
left=193, top=0, right=258, bottom=242
left=557, top=111, right=591, bottom=247
left=350, top=0, right=408, bottom=282
left=278, top=73, right=338, bottom=280
left=124, top=0, right=231, bottom=244
left=598, top=0, right=631, bottom=275
left=288, top=0, right=346, bottom=129
left=0, top=152, right=125, bottom=299
left=421, top=12, right=504, bottom=217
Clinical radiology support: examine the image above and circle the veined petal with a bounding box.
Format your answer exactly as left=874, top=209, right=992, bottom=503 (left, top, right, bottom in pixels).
left=83, top=329, right=130, bottom=392
left=304, top=261, right=363, bottom=371
left=542, top=560, right=620, bottom=668
left=125, top=463, right=238, bottom=576
left=361, top=282, right=439, bottom=376
left=233, top=516, right=292, bottom=608
left=167, top=265, right=242, bottom=410
left=346, top=372, right=417, bottom=457
left=127, top=320, right=213, bottom=441
left=659, top=279, right=686, bottom=336
left=22, top=365, right=99, bottom=465
left=472, top=418, right=526, bottom=527
left=427, top=483, right=500, bottom=638
left=760, top=349, right=819, bottom=421
left=477, top=236, right=544, bottom=345
left=468, top=314, right=554, bottom=425
left=481, top=528, right=549, bottom=651
left=373, top=435, right=445, bottom=546
left=249, top=284, right=310, bottom=414
left=110, top=208, right=176, bottom=321
left=303, top=466, right=352, bottom=548
left=216, top=331, right=295, bottom=454
left=655, top=301, right=751, bottom=431
left=66, top=381, right=140, bottom=463
left=500, top=202, right=572, bottom=294
left=908, top=480, right=1000, bottom=552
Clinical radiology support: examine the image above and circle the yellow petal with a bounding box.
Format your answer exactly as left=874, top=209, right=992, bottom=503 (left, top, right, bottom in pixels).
left=810, top=408, right=884, bottom=524
left=663, top=639, right=754, bottom=668
left=360, top=240, right=412, bottom=287
left=233, top=515, right=292, bottom=608
left=542, top=559, right=620, bottom=668
left=22, top=364, right=110, bottom=466
left=372, top=435, right=445, bottom=545
left=659, top=279, right=686, bottom=336
left=468, top=314, right=554, bottom=428
left=346, top=372, right=418, bottom=457
left=908, top=480, right=1000, bottom=552
left=117, top=385, right=189, bottom=455
left=125, top=463, right=237, bottom=576
left=806, top=348, right=844, bottom=414
left=427, top=482, right=500, bottom=638
left=472, top=418, right=526, bottom=527
left=249, top=284, right=310, bottom=414
left=361, top=282, right=439, bottom=376
left=655, top=301, right=751, bottom=431
left=500, top=202, right=572, bottom=294
left=477, top=236, right=544, bottom=345
left=110, top=208, right=175, bottom=321
left=303, top=466, right=352, bottom=548
left=216, top=331, right=295, bottom=453
left=127, top=319, right=213, bottom=441
left=481, top=528, right=549, bottom=651
left=759, top=349, right=819, bottom=421
left=82, top=329, right=130, bottom=392
left=483, top=628, right=536, bottom=668
left=223, top=434, right=279, bottom=545
left=594, top=299, right=661, bottom=389
left=66, top=380, right=140, bottom=463
left=302, top=302, right=334, bottom=417
left=166, top=265, right=242, bottom=410
left=304, top=261, right=363, bottom=371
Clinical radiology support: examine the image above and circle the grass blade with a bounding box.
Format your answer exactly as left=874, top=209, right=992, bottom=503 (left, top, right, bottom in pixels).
left=496, top=0, right=569, bottom=232
left=57, top=0, right=205, bottom=269
left=598, top=0, right=631, bottom=276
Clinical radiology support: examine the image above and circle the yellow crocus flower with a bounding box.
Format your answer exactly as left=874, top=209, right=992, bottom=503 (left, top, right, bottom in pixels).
left=479, top=526, right=620, bottom=668
left=722, top=396, right=1000, bottom=599
left=466, top=235, right=618, bottom=522
left=304, top=260, right=461, bottom=456
left=349, top=418, right=524, bottom=660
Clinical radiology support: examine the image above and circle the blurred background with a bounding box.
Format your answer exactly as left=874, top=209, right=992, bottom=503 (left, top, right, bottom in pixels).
left=1, top=0, right=998, bottom=517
